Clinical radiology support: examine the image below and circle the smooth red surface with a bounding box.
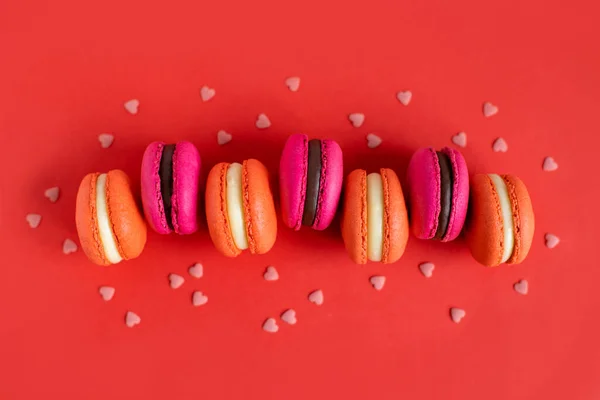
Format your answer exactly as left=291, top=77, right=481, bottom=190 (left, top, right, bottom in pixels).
left=1, top=0, right=599, bottom=398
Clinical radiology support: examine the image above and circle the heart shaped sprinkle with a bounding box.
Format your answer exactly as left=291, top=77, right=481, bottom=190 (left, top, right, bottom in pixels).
left=492, top=137, right=508, bottom=152
left=308, top=289, right=324, bottom=306
left=192, top=291, right=208, bottom=306
left=44, top=187, right=60, bottom=203
left=124, top=99, right=139, bottom=115
left=98, top=133, right=114, bottom=149
left=168, top=273, right=185, bottom=289
left=263, top=266, right=279, bottom=281
left=483, top=102, right=498, bottom=117
left=99, top=286, right=115, bottom=301
left=262, top=317, right=279, bottom=333
left=419, top=262, right=435, bottom=278
left=513, top=279, right=529, bottom=295
left=255, top=113, right=271, bottom=129
left=125, top=311, right=141, bottom=327
left=62, top=239, right=78, bottom=254
left=188, top=263, right=203, bottom=278
left=366, top=133, right=382, bottom=149
left=370, top=275, right=386, bottom=291
left=280, top=309, right=297, bottom=325
left=450, top=307, right=466, bottom=323
left=217, top=130, right=232, bottom=146
left=200, top=86, right=216, bottom=102
left=451, top=132, right=467, bottom=148
left=544, top=233, right=560, bottom=249
left=285, top=77, right=300, bottom=92
left=542, top=156, right=558, bottom=172
left=26, top=214, right=42, bottom=228
left=396, top=90, right=412, bottom=106
left=348, top=113, right=365, bottom=128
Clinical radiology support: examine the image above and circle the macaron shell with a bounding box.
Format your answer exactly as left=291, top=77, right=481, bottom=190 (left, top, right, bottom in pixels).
left=205, top=162, right=241, bottom=257
left=503, top=175, right=535, bottom=264
left=406, top=148, right=441, bottom=239
left=441, top=147, right=469, bottom=241
left=312, top=139, right=343, bottom=231
left=242, top=159, right=277, bottom=254
left=140, top=141, right=171, bottom=234
left=380, top=168, right=409, bottom=263
left=171, top=141, right=200, bottom=234
left=279, top=134, right=308, bottom=230
left=341, top=169, right=367, bottom=264
left=75, top=172, right=110, bottom=266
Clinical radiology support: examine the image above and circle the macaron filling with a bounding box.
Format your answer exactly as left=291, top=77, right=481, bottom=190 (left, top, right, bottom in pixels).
left=367, top=173, right=384, bottom=262
left=434, top=151, right=453, bottom=239
left=302, top=139, right=322, bottom=226
left=226, top=162, right=249, bottom=250
left=159, top=144, right=175, bottom=230
left=489, top=174, right=515, bottom=263
left=95, top=173, right=123, bottom=264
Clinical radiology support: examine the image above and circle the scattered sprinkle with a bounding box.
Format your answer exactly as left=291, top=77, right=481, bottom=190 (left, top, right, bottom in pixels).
left=366, top=133, right=382, bottom=149
left=217, top=130, right=232, bottom=146
left=125, top=311, right=141, bottom=327
left=45, top=187, right=60, bottom=203
left=62, top=239, right=77, bottom=254
left=263, top=266, right=279, bottom=281
left=285, top=77, right=301, bottom=92
left=192, top=291, right=208, bottom=306
left=188, top=263, right=203, bottom=278
left=483, top=102, right=498, bottom=117
left=168, top=273, right=185, bottom=289
left=544, top=233, right=560, bottom=249
left=200, top=86, right=216, bottom=102
left=396, top=90, right=412, bottom=106
left=262, top=317, right=279, bottom=333
left=369, top=275, right=386, bottom=291
left=98, top=133, right=114, bottom=148
left=492, top=137, right=508, bottom=152
left=348, top=113, right=365, bottom=128
left=99, top=286, right=115, bottom=301
left=451, top=132, right=467, bottom=148
left=280, top=309, right=297, bottom=325
left=450, top=307, right=466, bottom=323
left=255, top=113, right=271, bottom=129
left=542, top=156, right=558, bottom=172
left=513, top=280, right=529, bottom=295
left=26, top=214, right=42, bottom=228
left=124, top=99, right=139, bottom=115
left=308, top=289, right=324, bottom=306
left=419, top=262, right=435, bottom=278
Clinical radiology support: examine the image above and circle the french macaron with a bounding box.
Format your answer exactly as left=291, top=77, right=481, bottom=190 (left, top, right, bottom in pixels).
left=75, top=170, right=147, bottom=266
left=279, top=134, right=343, bottom=231
left=341, top=168, right=409, bottom=264
left=406, top=147, right=469, bottom=241
left=141, top=141, right=201, bottom=235
left=205, top=159, right=277, bottom=257
left=465, top=174, right=534, bottom=267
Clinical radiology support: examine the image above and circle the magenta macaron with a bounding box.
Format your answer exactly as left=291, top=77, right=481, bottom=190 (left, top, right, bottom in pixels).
left=141, top=141, right=201, bottom=235
left=406, top=147, right=469, bottom=241
left=279, top=134, right=343, bottom=230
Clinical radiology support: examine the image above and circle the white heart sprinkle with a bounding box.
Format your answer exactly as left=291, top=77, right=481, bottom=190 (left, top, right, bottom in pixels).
left=280, top=309, right=297, bottom=325
left=366, top=133, right=382, bottom=149
left=200, top=86, right=216, bottom=102
left=124, top=99, right=139, bottom=115
left=26, top=214, right=42, bottom=228
left=450, top=307, right=466, bottom=323
left=348, top=113, right=365, bottom=128
left=98, top=133, right=114, bottom=149
left=262, top=317, right=279, bottom=333
left=513, top=280, right=529, bottom=295
left=99, top=286, right=115, bottom=301
left=188, top=263, right=203, bottom=278
left=192, top=291, right=208, bottom=306
left=263, top=266, right=279, bottom=281
left=255, top=113, right=271, bottom=129
left=168, top=273, right=185, bottom=289
left=370, top=275, right=386, bottom=291
left=62, top=239, right=78, bottom=254
left=125, top=311, right=141, bottom=327
left=492, top=137, right=508, bottom=152
left=419, top=262, right=435, bottom=278
left=542, top=157, right=558, bottom=172
left=45, top=187, right=60, bottom=203
left=308, top=289, right=324, bottom=306
left=544, top=233, right=560, bottom=249
left=396, top=90, right=412, bottom=106
left=285, top=77, right=300, bottom=92
left=451, top=132, right=467, bottom=148
left=483, top=102, right=498, bottom=117
left=217, top=130, right=232, bottom=146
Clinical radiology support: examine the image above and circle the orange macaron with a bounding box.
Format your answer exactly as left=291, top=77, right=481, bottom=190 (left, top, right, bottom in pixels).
left=341, top=168, right=409, bottom=264
left=205, top=159, right=277, bottom=257
left=465, top=174, right=535, bottom=267
left=75, top=170, right=147, bottom=266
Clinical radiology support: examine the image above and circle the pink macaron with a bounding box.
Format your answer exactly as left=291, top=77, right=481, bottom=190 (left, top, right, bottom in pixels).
left=141, top=141, right=201, bottom=235
left=279, top=134, right=343, bottom=231
left=406, top=147, right=469, bottom=241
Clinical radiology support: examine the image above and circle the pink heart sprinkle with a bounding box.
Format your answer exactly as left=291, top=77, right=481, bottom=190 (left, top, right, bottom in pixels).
left=348, top=113, right=365, bottom=128
left=168, top=273, right=185, bottom=289
left=125, top=311, right=141, bottom=328
left=99, top=286, right=115, bottom=301
left=483, top=102, right=498, bottom=117
left=285, top=77, right=300, bottom=92
left=370, top=275, right=386, bottom=291
left=450, top=307, right=466, bottom=323
left=513, top=279, right=529, bottom=295
left=217, top=130, right=232, bottom=146
left=492, top=137, right=508, bottom=152
left=98, top=133, right=114, bottom=149
left=451, top=132, right=467, bottom=148
left=542, top=156, right=558, bottom=172
left=188, top=263, right=203, bottom=278
left=124, top=99, right=139, bottom=115
left=545, top=233, right=560, bottom=249
left=192, top=291, right=208, bottom=306
left=200, top=86, right=216, bottom=102
left=262, top=317, right=279, bottom=333
left=26, top=214, right=42, bottom=228
left=366, top=133, right=382, bottom=149
left=280, top=309, right=297, bottom=325
left=396, top=90, right=412, bottom=106
left=419, top=262, right=435, bottom=278
left=44, top=187, right=60, bottom=203
left=308, top=289, right=324, bottom=306
left=255, top=113, right=271, bottom=129
left=62, top=239, right=77, bottom=254
left=263, top=266, right=279, bottom=281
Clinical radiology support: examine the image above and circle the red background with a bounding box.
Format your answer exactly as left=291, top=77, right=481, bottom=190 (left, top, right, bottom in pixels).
left=1, top=0, right=599, bottom=398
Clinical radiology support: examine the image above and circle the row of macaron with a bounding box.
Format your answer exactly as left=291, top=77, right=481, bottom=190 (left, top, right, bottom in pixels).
left=75, top=134, right=535, bottom=268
